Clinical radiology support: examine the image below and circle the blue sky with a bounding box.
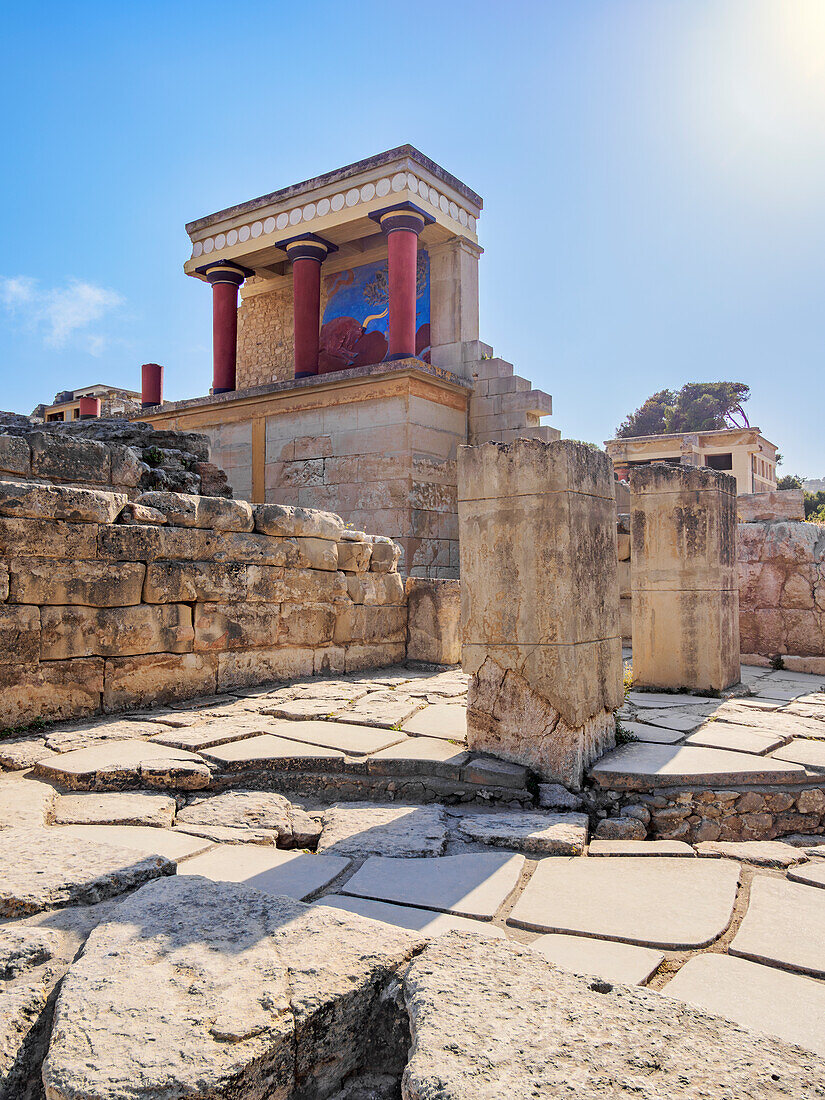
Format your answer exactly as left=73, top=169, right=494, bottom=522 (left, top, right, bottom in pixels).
left=2, top=0, right=823, bottom=475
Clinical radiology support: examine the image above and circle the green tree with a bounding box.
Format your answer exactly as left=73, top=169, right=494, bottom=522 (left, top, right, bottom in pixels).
left=616, top=382, right=751, bottom=439
left=777, top=474, right=804, bottom=490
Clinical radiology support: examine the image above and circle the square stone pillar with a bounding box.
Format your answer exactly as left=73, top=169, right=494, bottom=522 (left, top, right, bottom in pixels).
left=458, top=439, right=623, bottom=787
left=428, top=237, right=481, bottom=376
left=630, top=464, right=740, bottom=692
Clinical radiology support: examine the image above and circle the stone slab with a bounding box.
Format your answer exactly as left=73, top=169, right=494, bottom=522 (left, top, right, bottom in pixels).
left=366, top=737, right=470, bottom=780
left=200, top=734, right=345, bottom=773
left=590, top=742, right=808, bottom=789
left=402, top=704, right=467, bottom=740
left=176, top=789, right=320, bottom=848
left=715, top=704, right=825, bottom=739
left=51, top=824, right=213, bottom=862
left=508, top=856, right=741, bottom=948
left=684, top=724, right=785, bottom=755
left=34, top=739, right=205, bottom=787
left=731, top=875, right=825, bottom=977
left=149, top=718, right=266, bottom=750
left=342, top=853, right=525, bottom=920
left=696, top=841, right=808, bottom=867
left=179, top=844, right=350, bottom=900
left=0, top=827, right=174, bottom=916
left=663, top=953, right=825, bottom=1057
left=588, top=840, right=695, bottom=856
left=772, top=738, right=825, bottom=772
left=630, top=709, right=712, bottom=733
left=0, top=776, right=57, bottom=828
left=314, top=895, right=506, bottom=939
left=619, top=721, right=683, bottom=745
left=52, top=792, right=177, bottom=828
left=788, top=862, right=825, bottom=889
left=333, top=693, right=422, bottom=729
left=402, top=932, right=822, bottom=1099
left=455, top=812, right=588, bottom=855
left=264, top=718, right=407, bottom=756
left=529, top=933, right=664, bottom=985
left=0, top=737, right=59, bottom=770
left=317, top=804, right=448, bottom=858
left=627, top=692, right=711, bottom=709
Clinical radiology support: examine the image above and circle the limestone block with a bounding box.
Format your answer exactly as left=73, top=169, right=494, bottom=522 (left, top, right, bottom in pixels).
left=28, top=432, right=111, bottom=486
left=344, top=642, right=407, bottom=673
left=109, top=444, right=144, bottom=489
left=0, top=604, right=40, bottom=664
left=216, top=646, right=316, bottom=690
left=194, top=602, right=283, bottom=651
left=405, top=578, right=461, bottom=665
left=296, top=536, right=339, bottom=571
left=334, top=605, right=407, bottom=645
left=617, top=531, right=631, bottom=561
left=346, top=573, right=404, bottom=607
left=254, top=502, right=344, bottom=541
left=118, top=502, right=167, bottom=525
left=136, top=491, right=254, bottom=531
left=102, top=653, right=217, bottom=711
left=9, top=558, right=145, bottom=607
left=143, top=560, right=346, bottom=605
left=618, top=559, right=631, bottom=598
left=619, top=596, right=632, bottom=641
left=100, top=525, right=309, bottom=567
left=0, top=657, right=103, bottom=728
left=634, top=587, right=741, bottom=691
left=337, top=539, right=372, bottom=572
left=41, top=604, right=193, bottom=660
left=0, top=517, right=99, bottom=560
left=369, top=536, right=402, bottom=573
left=0, top=563, right=8, bottom=601
left=0, top=479, right=125, bottom=524
left=280, top=602, right=337, bottom=646
left=0, top=433, right=30, bottom=476
left=738, top=489, right=805, bottom=523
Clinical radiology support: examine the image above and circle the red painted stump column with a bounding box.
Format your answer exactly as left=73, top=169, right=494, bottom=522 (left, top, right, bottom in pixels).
left=277, top=235, right=337, bottom=379
left=370, top=202, right=435, bottom=361
left=77, top=396, right=101, bottom=419
left=141, top=362, right=164, bottom=408
left=197, top=261, right=252, bottom=394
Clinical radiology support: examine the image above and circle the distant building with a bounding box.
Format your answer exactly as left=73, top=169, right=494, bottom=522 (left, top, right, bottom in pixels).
left=803, top=478, right=825, bottom=494
left=32, top=384, right=141, bottom=422
left=604, top=427, right=778, bottom=496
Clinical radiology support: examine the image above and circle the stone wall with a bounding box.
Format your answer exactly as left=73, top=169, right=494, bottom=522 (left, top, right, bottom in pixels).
left=739, top=519, right=825, bottom=668
left=236, top=283, right=298, bottom=389
left=0, top=480, right=406, bottom=729
left=737, top=489, right=805, bottom=523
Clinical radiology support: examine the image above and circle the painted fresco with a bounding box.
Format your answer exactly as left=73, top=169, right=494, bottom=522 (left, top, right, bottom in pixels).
left=318, top=250, right=430, bottom=371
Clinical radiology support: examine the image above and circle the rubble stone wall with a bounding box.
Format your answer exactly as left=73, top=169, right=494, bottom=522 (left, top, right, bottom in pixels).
left=0, top=480, right=406, bottom=729
left=236, top=283, right=297, bottom=389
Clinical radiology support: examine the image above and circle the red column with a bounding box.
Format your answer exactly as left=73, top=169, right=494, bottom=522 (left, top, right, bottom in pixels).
left=141, top=363, right=164, bottom=408
left=280, top=236, right=337, bottom=379
left=370, top=203, right=434, bottom=362
left=198, top=262, right=250, bottom=394
left=77, top=396, right=101, bottom=419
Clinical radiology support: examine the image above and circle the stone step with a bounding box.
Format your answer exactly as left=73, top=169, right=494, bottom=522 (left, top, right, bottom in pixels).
left=469, top=357, right=514, bottom=380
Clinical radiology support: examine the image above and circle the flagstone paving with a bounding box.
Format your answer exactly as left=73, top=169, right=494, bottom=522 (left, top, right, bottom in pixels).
left=730, top=876, right=825, bottom=978
left=315, top=895, right=506, bottom=939
left=529, top=933, right=665, bottom=986
left=618, top=721, right=683, bottom=744
left=454, top=811, right=588, bottom=855
left=51, top=823, right=213, bottom=862
left=316, top=804, right=448, bottom=858
left=52, top=791, right=177, bottom=828
left=590, top=742, right=808, bottom=789
left=695, top=841, right=807, bottom=868
left=402, top=704, right=467, bottom=740
left=588, top=839, right=695, bottom=856
left=788, top=861, right=825, bottom=889
left=178, top=844, right=350, bottom=901
left=771, top=737, right=825, bottom=772
left=683, top=724, right=785, bottom=755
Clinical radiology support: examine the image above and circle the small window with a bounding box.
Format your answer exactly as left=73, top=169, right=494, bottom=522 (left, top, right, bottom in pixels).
left=706, top=453, right=732, bottom=470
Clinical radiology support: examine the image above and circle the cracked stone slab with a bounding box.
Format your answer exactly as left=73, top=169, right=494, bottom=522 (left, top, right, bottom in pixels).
left=50, top=824, right=213, bottom=862
left=627, top=692, right=714, bottom=709
left=0, top=737, right=58, bottom=770
left=695, top=841, right=808, bottom=868
left=589, top=742, right=807, bottom=789
left=149, top=718, right=266, bottom=751
left=771, top=737, right=825, bottom=772
left=333, top=692, right=422, bottom=729
left=683, top=723, right=785, bottom=755
left=44, top=720, right=164, bottom=754
left=788, top=862, right=825, bottom=889
left=662, top=953, right=825, bottom=1057
left=178, top=844, right=350, bottom=900
left=33, top=739, right=207, bottom=789
left=342, top=853, right=524, bottom=920
left=52, top=791, right=177, bottom=828
left=714, top=704, right=825, bottom=738
left=317, top=804, right=447, bottom=858
left=508, top=856, right=741, bottom=949
left=41, top=875, right=422, bottom=1100
left=619, top=721, right=683, bottom=745
left=528, top=933, right=664, bottom=985
left=588, top=840, right=695, bottom=856
left=176, top=789, right=320, bottom=848
left=401, top=704, right=467, bottom=741
left=730, top=876, right=825, bottom=977
left=264, top=719, right=407, bottom=756
left=315, top=895, right=506, bottom=939
left=632, top=709, right=711, bottom=733
left=200, top=734, right=345, bottom=773
left=0, top=778, right=57, bottom=828
left=366, top=737, right=470, bottom=780
left=0, top=828, right=174, bottom=916
left=454, top=812, right=588, bottom=855
left=402, top=932, right=820, bottom=1100
left=262, top=697, right=361, bottom=720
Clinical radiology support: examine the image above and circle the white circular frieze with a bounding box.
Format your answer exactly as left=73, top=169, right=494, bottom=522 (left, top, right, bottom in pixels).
left=214, top=233, right=226, bottom=249
left=226, top=229, right=238, bottom=246
left=238, top=225, right=250, bottom=242
left=418, top=180, right=428, bottom=199
left=276, top=212, right=289, bottom=230
left=192, top=241, right=203, bottom=258
left=251, top=221, right=263, bottom=238
left=428, top=187, right=439, bottom=206
left=345, top=187, right=360, bottom=206
left=317, top=197, right=331, bottom=217
left=459, top=208, right=468, bottom=227
left=331, top=193, right=345, bottom=211
left=289, top=208, right=302, bottom=226
left=263, top=217, right=276, bottom=234
left=439, top=195, right=449, bottom=213
left=449, top=201, right=458, bottom=220
left=391, top=172, right=407, bottom=192
left=202, top=238, right=214, bottom=254
left=302, top=203, right=316, bottom=221
left=468, top=215, right=476, bottom=231
left=376, top=177, right=391, bottom=197
left=407, top=172, right=418, bottom=190
left=360, top=182, right=375, bottom=202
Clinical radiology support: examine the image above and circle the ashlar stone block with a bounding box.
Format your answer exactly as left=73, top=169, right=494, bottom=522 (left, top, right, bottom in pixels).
left=41, top=604, right=193, bottom=660
left=458, top=440, right=622, bottom=786
left=9, top=558, right=145, bottom=607
left=405, top=578, right=461, bottom=665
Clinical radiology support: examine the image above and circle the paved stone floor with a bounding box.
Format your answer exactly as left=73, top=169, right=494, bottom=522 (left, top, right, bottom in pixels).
left=2, top=661, right=825, bottom=1061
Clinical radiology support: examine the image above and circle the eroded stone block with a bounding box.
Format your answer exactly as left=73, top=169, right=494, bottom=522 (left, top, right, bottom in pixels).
left=41, top=604, right=193, bottom=659
left=405, top=578, right=461, bottom=665
left=9, top=559, right=145, bottom=607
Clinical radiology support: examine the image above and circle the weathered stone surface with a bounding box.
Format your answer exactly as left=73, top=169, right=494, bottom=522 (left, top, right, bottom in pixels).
left=402, top=703, right=466, bottom=740
left=788, top=861, right=825, bottom=889
left=317, top=804, right=448, bottom=857
left=695, top=840, right=808, bottom=867
left=0, top=432, right=31, bottom=476
left=118, top=501, right=167, bottom=525
left=737, top=489, right=806, bottom=523
left=0, top=478, right=125, bottom=524
left=772, top=737, right=825, bottom=772
left=102, top=652, right=217, bottom=711
left=402, top=933, right=822, bottom=1099
left=28, top=432, right=111, bottom=486
left=8, top=558, right=146, bottom=606
left=52, top=823, right=213, bottom=862
left=590, top=742, right=808, bottom=788
left=216, top=646, right=317, bottom=690
left=0, top=828, right=173, bottom=916
left=34, top=739, right=206, bottom=790
left=266, top=718, right=407, bottom=756
left=405, top=577, right=461, bottom=665
left=0, top=604, right=40, bottom=665
left=42, top=876, right=422, bottom=1100
left=179, top=846, right=350, bottom=901
left=366, top=737, right=470, bottom=780
left=0, top=736, right=57, bottom=770
left=461, top=754, right=529, bottom=789
left=663, top=952, right=825, bottom=1057
left=731, top=875, right=825, bottom=977
left=136, top=491, right=254, bottom=530
left=336, top=539, right=372, bottom=572
left=143, top=560, right=346, bottom=604
left=509, top=856, right=741, bottom=948
left=194, top=601, right=295, bottom=651
left=529, top=932, right=664, bottom=985
left=52, top=791, right=177, bottom=828
left=368, top=536, right=401, bottom=573
left=346, top=572, right=405, bottom=606
left=455, top=811, right=589, bottom=855
left=177, top=790, right=320, bottom=848
left=0, top=657, right=103, bottom=729
left=684, top=723, right=785, bottom=755
left=41, top=602, right=193, bottom=659
left=254, top=502, right=345, bottom=541
left=0, top=778, right=57, bottom=828
left=343, top=853, right=524, bottom=920
left=201, top=734, right=345, bottom=773
left=336, top=691, right=420, bottom=729
left=0, top=516, right=99, bottom=561
left=315, top=896, right=506, bottom=940
left=588, top=840, right=695, bottom=856
left=537, top=783, right=584, bottom=810
left=593, top=816, right=648, bottom=841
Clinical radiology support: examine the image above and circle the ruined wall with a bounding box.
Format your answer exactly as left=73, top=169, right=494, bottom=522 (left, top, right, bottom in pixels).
left=738, top=519, right=825, bottom=669
left=236, top=284, right=296, bottom=389
left=0, top=480, right=406, bottom=729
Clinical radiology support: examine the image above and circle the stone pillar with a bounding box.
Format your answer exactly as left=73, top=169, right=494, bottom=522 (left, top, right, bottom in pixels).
left=278, top=234, right=337, bottom=378
left=370, top=202, right=435, bottom=360
left=630, top=463, right=740, bottom=692
left=197, top=261, right=252, bottom=394
left=77, top=397, right=100, bottom=419
left=405, top=578, right=461, bottom=666
left=141, top=363, right=163, bottom=408
left=428, top=236, right=482, bottom=374
left=458, top=439, right=623, bottom=787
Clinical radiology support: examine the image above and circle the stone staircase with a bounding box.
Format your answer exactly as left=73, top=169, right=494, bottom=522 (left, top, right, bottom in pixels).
left=465, top=345, right=558, bottom=445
